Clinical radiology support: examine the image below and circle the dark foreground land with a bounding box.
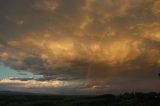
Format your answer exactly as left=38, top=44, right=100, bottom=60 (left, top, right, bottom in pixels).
left=0, top=92, right=160, bottom=106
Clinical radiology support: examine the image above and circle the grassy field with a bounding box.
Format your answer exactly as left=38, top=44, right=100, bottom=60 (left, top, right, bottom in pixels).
left=0, top=92, right=159, bottom=106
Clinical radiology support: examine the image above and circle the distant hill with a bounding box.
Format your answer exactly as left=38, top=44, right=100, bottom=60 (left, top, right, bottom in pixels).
left=0, top=91, right=38, bottom=95
left=0, top=91, right=159, bottom=106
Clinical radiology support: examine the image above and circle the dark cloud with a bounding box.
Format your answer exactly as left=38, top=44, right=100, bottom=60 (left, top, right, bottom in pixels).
left=0, top=0, right=160, bottom=94
left=9, top=77, right=35, bottom=81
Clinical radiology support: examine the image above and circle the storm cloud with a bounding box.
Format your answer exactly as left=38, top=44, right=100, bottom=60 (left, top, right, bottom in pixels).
left=0, top=0, right=160, bottom=94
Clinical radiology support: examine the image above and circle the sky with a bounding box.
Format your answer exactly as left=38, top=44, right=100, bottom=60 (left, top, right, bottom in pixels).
left=0, top=0, right=160, bottom=95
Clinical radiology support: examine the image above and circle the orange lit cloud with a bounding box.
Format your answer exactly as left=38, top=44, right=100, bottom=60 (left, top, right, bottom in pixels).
left=0, top=0, right=160, bottom=93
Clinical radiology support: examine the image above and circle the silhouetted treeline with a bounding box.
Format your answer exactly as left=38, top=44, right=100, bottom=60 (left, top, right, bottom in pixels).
left=0, top=92, right=159, bottom=106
